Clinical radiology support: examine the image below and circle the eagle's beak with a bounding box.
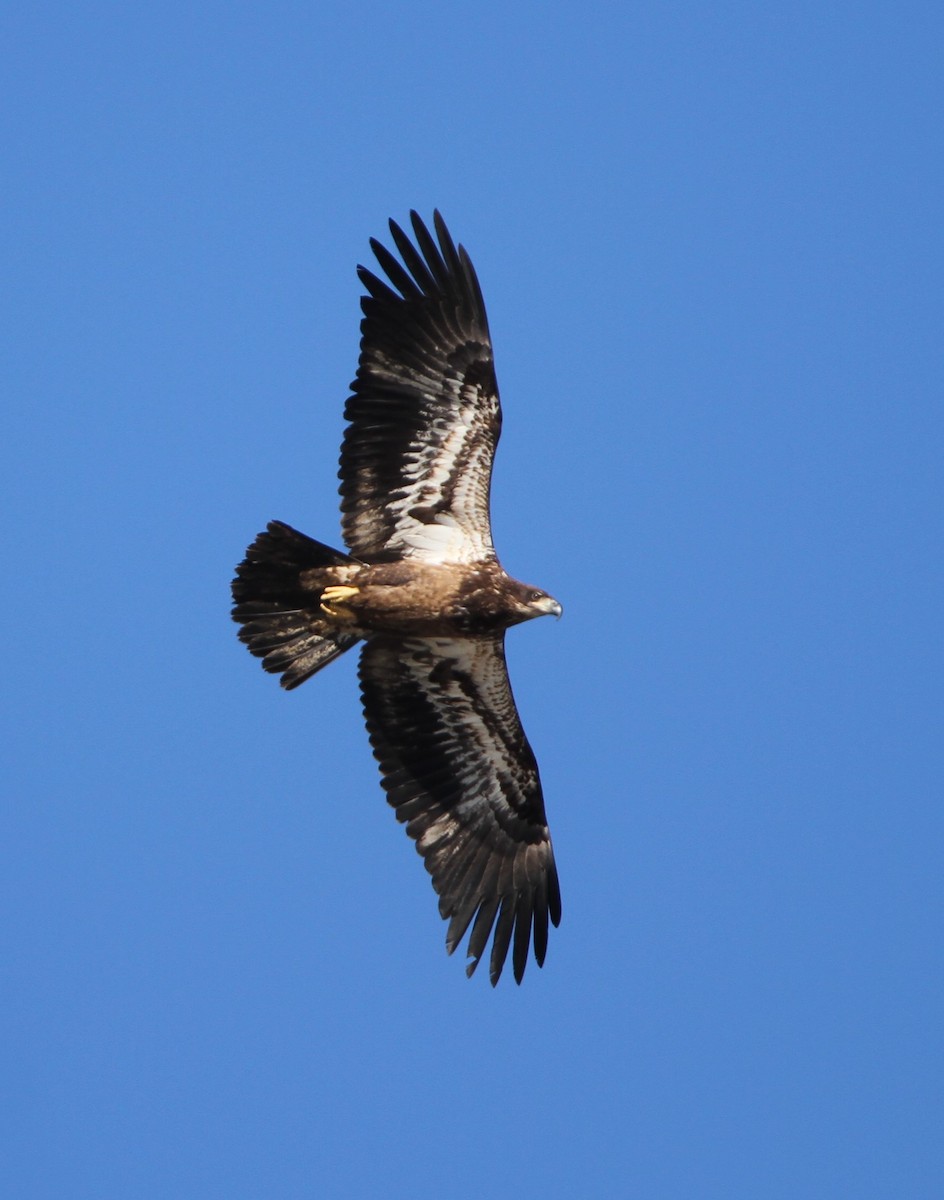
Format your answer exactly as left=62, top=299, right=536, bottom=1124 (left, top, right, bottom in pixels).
left=535, top=595, right=563, bottom=619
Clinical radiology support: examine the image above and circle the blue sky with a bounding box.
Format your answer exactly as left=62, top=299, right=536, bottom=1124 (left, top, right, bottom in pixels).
left=3, top=3, right=941, bottom=1196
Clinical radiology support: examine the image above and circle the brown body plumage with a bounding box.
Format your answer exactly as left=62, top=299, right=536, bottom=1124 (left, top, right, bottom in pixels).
left=304, top=558, right=556, bottom=636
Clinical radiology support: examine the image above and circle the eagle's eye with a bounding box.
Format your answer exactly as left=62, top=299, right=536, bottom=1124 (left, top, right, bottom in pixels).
left=528, top=590, right=544, bottom=603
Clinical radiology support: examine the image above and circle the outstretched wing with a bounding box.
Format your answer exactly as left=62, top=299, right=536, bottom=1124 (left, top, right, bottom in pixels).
left=340, top=211, right=501, bottom=566
left=358, top=635, right=561, bottom=985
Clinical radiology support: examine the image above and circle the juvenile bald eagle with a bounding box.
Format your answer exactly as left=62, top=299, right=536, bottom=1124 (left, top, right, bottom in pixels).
left=232, top=212, right=561, bottom=985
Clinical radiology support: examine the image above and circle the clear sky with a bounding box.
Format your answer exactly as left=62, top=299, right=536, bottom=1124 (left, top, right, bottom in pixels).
left=3, top=3, right=941, bottom=1197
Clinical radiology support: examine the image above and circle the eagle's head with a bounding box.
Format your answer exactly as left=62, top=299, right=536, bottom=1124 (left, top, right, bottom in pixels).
left=509, top=582, right=563, bottom=624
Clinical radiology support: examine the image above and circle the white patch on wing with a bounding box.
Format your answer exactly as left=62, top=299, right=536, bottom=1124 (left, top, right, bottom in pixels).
left=400, top=523, right=471, bottom=559
left=400, top=637, right=531, bottom=818
left=417, top=818, right=459, bottom=850
left=383, top=404, right=496, bottom=565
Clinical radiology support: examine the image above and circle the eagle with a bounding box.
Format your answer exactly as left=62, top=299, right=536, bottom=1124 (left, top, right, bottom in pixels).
left=232, top=211, right=562, bottom=985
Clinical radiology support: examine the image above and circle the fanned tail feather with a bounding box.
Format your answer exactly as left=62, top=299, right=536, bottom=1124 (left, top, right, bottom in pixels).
left=231, top=520, right=360, bottom=689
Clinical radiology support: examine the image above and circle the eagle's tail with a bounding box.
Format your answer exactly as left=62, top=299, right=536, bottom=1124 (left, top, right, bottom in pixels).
left=231, top=520, right=361, bottom=690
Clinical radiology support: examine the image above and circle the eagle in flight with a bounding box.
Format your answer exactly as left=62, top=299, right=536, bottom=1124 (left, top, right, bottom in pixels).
left=232, top=212, right=562, bottom=985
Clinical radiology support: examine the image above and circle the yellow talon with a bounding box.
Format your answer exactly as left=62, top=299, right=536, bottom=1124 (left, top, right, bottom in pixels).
left=320, top=584, right=360, bottom=618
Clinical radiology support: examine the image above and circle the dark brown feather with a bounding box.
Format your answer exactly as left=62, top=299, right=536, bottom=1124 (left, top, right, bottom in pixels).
left=358, top=634, right=560, bottom=985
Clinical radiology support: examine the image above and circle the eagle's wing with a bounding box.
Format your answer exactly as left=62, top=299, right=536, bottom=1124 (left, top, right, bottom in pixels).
left=340, top=211, right=500, bottom=565
left=359, top=635, right=561, bottom=985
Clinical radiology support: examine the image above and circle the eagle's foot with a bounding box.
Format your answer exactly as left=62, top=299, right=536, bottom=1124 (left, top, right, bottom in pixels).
left=320, top=584, right=360, bottom=618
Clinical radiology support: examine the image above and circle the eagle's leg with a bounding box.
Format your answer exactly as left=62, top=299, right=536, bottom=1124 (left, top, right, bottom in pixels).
left=320, top=584, right=360, bottom=619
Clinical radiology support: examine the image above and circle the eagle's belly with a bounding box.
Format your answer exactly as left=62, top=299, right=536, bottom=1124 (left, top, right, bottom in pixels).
left=302, top=559, right=513, bottom=636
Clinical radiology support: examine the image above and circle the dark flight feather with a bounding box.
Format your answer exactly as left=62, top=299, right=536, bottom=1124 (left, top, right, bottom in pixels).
left=340, top=210, right=500, bottom=566
left=358, top=635, right=560, bottom=985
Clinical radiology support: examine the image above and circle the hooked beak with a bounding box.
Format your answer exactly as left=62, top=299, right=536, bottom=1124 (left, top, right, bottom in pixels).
left=534, top=595, right=563, bottom=619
